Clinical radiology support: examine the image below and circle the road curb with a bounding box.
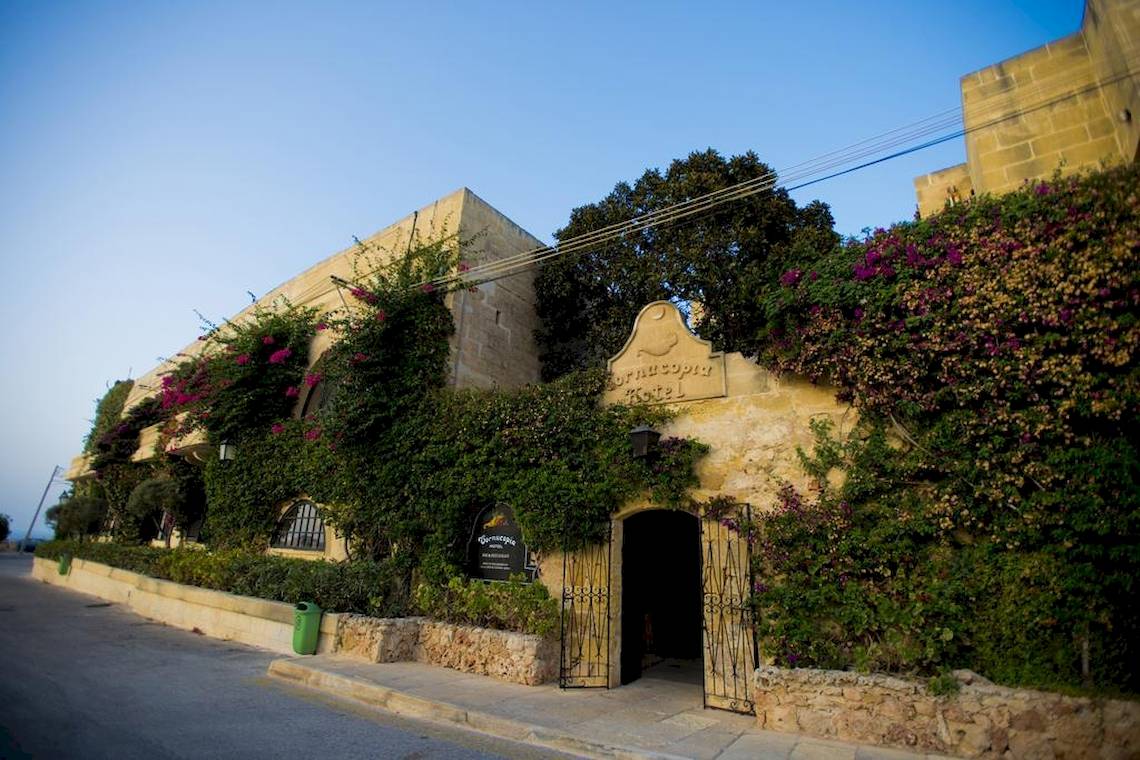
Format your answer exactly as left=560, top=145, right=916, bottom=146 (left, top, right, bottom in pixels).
left=267, top=658, right=691, bottom=760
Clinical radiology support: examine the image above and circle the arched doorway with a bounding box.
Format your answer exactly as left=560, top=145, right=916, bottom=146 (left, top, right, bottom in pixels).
left=620, top=509, right=702, bottom=685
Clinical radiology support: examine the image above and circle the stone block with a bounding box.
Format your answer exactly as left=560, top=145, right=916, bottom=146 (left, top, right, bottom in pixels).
left=1031, top=124, right=1092, bottom=156
left=1060, top=135, right=1124, bottom=166
left=1011, top=708, right=1047, bottom=733
left=981, top=141, right=1034, bottom=168
left=1007, top=729, right=1057, bottom=759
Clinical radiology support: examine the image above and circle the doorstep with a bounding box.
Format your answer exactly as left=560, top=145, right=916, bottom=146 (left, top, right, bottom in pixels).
left=267, top=655, right=948, bottom=760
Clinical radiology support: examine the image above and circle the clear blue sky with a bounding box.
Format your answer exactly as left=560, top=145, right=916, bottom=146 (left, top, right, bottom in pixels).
left=0, top=1, right=1084, bottom=538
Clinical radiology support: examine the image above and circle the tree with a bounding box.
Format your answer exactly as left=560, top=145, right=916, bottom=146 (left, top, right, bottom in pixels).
left=123, top=466, right=206, bottom=545
left=534, top=149, right=838, bottom=380
left=0, top=513, right=10, bottom=543
left=45, top=493, right=108, bottom=540
left=126, top=478, right=180, bottom=543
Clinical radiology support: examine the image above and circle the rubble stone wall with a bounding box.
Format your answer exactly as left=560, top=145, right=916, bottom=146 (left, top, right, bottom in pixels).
left=754, top=666, right=1140, bottom=759
left=335, top=614, right=558, bottom=686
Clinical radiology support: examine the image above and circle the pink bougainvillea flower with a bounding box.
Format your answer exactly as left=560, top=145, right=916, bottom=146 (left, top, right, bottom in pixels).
left=285, top=386, right=299, bottom=398
left=304, top=427, right=321, bottom=441
left=375, top=310, right=386, bottom=322
left=458, top=261, right=471, bottom=273
left=779, top=269, right=803, bottom=287
left=304, top=372, right=322, bottom=387
left=235, top=354, right=251, bottom=366
left=271, top=423, right=285, bottom=435
left=262, top=335, right=275, bottom=345
left=351, top=352, right=368, bottom=364
left=349, top=287, right=378, bottom=305
left=420, top=283, right=435, bottom=294
left=316, top=322, right=328, bottom=331
left=268, top=348, right=292, bottom=364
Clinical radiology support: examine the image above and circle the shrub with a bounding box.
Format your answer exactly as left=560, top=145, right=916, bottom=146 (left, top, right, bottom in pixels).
left=414, top=574, right=559, bottom=637
left=44, top=494, right=108, bottom=540
left=35, top=540, right=409, bottom=618
left=753, top=166, right=1140, bottom=695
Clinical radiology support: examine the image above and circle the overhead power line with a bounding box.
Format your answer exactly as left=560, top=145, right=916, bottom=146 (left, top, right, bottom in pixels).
left=271, top=56, right=1136, bottom=311
left=416, top=57, right=1138, bottom=291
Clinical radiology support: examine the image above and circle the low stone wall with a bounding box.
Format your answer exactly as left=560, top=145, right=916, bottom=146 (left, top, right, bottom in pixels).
left=336, top=613, right=558, bottom=686
left=32, top=556, right=339, bottom=655
left=754, top=666, right=1140, bottom=759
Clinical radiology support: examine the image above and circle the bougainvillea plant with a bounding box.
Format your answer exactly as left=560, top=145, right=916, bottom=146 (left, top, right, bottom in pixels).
left=160, top=301, right=318, bottom=443
left=753, top=164, right=1140, bottom=694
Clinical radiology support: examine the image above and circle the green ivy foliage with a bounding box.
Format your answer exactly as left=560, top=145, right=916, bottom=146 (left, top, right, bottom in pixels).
left=83, top=380, right=133, bottom=454
left=198, top=235, right=708, bottom=588
left=90, top=397, right=163, bottom=471
left=67, top=227, right=711, bottom=635
left=755, top=165, right=1140, bottom=695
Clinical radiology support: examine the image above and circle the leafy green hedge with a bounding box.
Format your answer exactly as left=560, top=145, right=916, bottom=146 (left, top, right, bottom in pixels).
left=35, top=540, right=559, bottom=635
left=36, top=539, right=410, bottom=619
left=415, top=575, right=559, bottom=637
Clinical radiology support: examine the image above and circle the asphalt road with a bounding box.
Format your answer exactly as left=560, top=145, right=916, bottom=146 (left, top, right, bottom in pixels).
left=0, top=554, right=569, bottom=760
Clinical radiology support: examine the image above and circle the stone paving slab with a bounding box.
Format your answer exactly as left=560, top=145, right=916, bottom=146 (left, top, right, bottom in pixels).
left=268, top=655, right=951, bottom=760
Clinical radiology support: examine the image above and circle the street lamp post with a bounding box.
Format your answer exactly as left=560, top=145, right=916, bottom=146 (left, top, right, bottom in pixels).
left=19, top=464, right=62, bottom=552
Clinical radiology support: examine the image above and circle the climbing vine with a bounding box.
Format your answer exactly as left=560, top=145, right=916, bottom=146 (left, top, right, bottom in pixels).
left=753, top=164, right=1140, bottom=694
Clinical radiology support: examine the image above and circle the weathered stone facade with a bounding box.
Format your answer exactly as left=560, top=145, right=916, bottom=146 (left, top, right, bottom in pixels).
left=335, top=614, right=559, bottom=686
left=754, top=665, right=1140, bottom=759
left=541, top=302, right=853, bottom=697
left=914, top=0, right=1140, bottom=217
left=67, top=188, right=545, bottom=481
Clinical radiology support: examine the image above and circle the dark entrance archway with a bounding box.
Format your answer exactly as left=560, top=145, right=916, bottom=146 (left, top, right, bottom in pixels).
left=620, top=509, right=702, bottom=685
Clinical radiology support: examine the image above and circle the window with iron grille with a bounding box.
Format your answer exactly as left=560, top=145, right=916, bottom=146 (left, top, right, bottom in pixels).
left=271, top=499, right=325, bottom=551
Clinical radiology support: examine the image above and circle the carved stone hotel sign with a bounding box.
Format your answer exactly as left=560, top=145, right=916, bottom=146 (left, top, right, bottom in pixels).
left=604, top=301, right=726, bottom=405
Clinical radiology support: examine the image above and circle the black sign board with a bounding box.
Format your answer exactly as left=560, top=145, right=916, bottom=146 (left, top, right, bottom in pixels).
left=467, top=504, right=537, bottom=582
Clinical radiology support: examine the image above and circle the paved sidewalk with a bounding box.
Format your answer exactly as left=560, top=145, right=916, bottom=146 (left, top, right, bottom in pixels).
left=268, top=655, right=946, bottom=760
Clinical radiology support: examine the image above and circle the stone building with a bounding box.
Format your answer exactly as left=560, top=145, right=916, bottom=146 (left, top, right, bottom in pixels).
left=914, top=0, right=1139, bottom=217
left=61, top=182, right=853, bottom=713
left=65, top=188, right=546, bottom=557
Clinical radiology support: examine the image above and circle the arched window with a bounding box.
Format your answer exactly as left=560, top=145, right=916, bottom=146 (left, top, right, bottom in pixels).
left=300, top=377, right=338, bottom=418
left=271, top=499, right=326, bottom=551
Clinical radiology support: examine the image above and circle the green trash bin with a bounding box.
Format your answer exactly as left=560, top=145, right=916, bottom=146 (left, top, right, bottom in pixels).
left=292, top=601, right=322, bottom=655
left=58, top=553, right=72, bottom=576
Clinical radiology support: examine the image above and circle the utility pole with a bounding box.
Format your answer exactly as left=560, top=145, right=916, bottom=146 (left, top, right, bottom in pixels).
left=19, top=465, right=62, bottom=552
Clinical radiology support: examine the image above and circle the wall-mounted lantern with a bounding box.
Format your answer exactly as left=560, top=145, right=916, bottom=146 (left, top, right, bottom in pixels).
left=629, top=425, right=661, bottom=459
left=219, top=441, right=237, bottom=462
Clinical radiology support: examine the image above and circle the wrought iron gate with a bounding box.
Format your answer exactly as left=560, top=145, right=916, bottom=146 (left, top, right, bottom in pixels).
left=559, top=526, right=611, bottom=688
left=700, top=505, right=757, bottom=713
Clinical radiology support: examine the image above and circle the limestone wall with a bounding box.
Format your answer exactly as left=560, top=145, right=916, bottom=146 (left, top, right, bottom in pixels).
left=538, top=340, right=854, bottom=689
left=914, top=163, right=975, bottom=219
left=1084, top=0, right=1140, bottom=165
left=449, top=188, right=544, bottom=390
left=119, top=187, right=542, bottom=419
left=754, top=666, right=1140, bottom=759
left=335, top=614, right=559, bottom=686
left=32, top=556, right=340, bottom=655
left=913, top=0, right=1140, bottom=216
left=660, top=353, right=854, bottom=507
left=961, top=31, right=1119, bottom=196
